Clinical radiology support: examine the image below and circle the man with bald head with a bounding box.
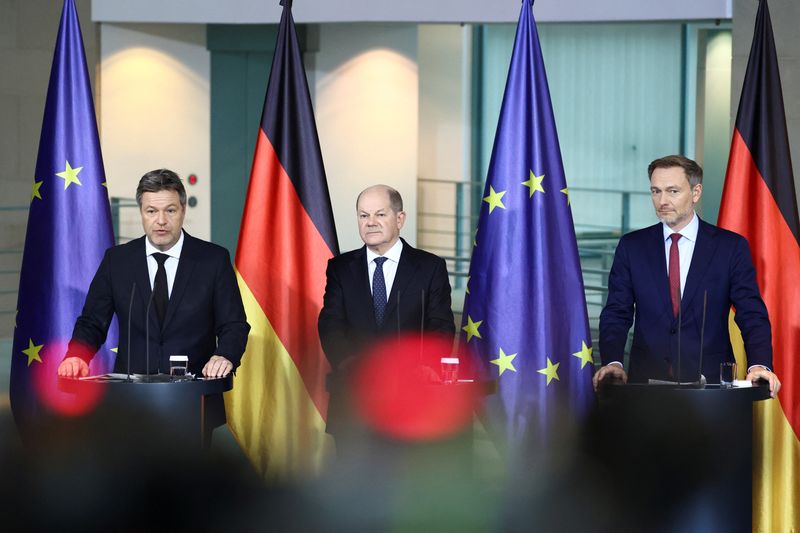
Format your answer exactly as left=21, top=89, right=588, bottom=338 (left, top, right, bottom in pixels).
left=318, top=185, right=456, bottom=437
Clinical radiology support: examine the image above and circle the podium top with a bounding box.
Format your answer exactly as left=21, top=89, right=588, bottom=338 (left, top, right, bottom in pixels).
left=58, top=373, right=233, bottom=395
left=597, top=380, right=771, bottom=402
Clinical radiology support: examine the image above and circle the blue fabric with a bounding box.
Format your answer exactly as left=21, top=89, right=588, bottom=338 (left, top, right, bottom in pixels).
left=10, top=0, right=117, bottom=421
left=460, top=0, right=594, bottom=449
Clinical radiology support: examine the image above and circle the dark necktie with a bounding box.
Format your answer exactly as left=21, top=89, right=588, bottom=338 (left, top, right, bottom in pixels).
left=373, top=257, right=388, bottom=326
left=153, top=252, right=169, bottom=324
left=669, top=233, right=682, bottom=317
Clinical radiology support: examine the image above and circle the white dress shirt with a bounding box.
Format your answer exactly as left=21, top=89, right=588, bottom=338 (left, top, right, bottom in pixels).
left=366, top=239, right=403, bottom=298
left=145, top=230, right=184, bottom=297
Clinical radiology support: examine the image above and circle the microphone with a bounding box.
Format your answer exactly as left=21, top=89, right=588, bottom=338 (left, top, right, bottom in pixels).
left=698, top=290, right=708, bottom=385
left=671, top=287, right=707, bottom=388
left=396, top=290, right=401, bottom=335
left=649, top=287, right=692, bottom=386
left=419, top=289, right=426, bottom=366
left=126, top=283, right=136, bottom=382
left=676, top=284, right=682, bottom=384
left=144, top=287, right=155, bottom=382
left=419, top=289, right=426, bottom=337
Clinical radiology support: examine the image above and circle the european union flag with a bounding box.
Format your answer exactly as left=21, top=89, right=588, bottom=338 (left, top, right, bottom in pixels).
left=461, top=0, right=594, bottom=450
left=10, top=0, right=117, bottom=425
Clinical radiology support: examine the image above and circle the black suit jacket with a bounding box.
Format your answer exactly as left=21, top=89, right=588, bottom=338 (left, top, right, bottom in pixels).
left=599, top=218, right=771, bottom=383
left=318, top=238, right=456, bottom=373
left=318, top=239, right=455, bottom=437
left=68, top=232, right=250, bottom=376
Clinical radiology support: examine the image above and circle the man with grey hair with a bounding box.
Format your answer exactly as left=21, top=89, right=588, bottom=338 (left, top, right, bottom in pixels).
left=318, top=184, right=456, bottom=438
left=58, top=169, right=250, bottom=439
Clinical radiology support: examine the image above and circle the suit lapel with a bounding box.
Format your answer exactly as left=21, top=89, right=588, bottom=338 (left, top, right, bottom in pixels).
left=348, top=246, right=376, bottom=330
left=682, top=219, right=718, bottom=312
left=162, top=232, right=195, bottom=331
left=133, top=237, right=154, bottom=312
left=645, top=224, right=673, bottom=316
left=385, top=240, right=420, bottom=321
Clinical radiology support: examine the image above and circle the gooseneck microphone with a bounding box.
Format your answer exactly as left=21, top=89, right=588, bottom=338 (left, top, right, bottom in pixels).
left=419, top=289, right=426, bottom=365
left=396, top=290, right=401, bottom=335
left=126, top=283, right=137, bottom=382
left=419, top=289, right=426, bottom=337
left=144, top=287, right=156, bottom=381
left=676, top=285, right=682, bottom=384
left=698, top=290, right=708, bottom=384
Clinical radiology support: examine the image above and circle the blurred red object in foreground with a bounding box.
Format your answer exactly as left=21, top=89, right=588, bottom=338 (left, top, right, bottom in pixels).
left=32, top=339, right=106, bottom=417
left=349, top=334, right=481, bottom=441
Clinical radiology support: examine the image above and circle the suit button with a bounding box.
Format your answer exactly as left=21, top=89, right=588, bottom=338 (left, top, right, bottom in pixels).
left=670, top=328, right=676, bottom=334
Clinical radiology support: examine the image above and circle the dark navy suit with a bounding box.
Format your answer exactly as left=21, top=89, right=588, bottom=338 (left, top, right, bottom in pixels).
left=599, top=218, right=771, bottom=383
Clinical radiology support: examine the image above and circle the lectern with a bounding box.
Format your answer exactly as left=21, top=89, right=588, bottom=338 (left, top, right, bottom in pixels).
left=58, top=374, right=233, bottom=448
left=594, top=383, right=770, bottom=530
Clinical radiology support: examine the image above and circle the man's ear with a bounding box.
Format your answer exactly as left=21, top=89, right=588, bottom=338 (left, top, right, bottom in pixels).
left=692, top=183, right=703, bottom=202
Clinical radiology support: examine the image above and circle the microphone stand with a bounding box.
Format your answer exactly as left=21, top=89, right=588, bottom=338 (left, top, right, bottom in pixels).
left=419, top=289, right=425, bottom=367
left=126, top=283, right=137, bottom=382
left=143, top=289, right=155, bottom=383
left=676, top=285, right=682, bottom=384
left=651, top=286, right=703, bottom=388
left=698, top=290, right=708, bottom=385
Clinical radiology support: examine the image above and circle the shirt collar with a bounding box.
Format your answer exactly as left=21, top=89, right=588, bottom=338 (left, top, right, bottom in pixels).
left=145, top=230, right=185, bottom=259
left=366, top=238, right=404, bottom=264
left=662, top=211, right=699, bottom=243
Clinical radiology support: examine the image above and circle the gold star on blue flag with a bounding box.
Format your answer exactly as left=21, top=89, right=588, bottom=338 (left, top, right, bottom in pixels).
left=11, top=0, right=118, bottom=424
left=459, top=0, right=594, bottom=451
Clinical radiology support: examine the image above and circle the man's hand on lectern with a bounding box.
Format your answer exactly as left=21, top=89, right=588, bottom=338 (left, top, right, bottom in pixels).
left=58, top=356, right=89, bottom=379
left=747, top=367, right=781, bottom=398
left=202, top=355, right=233, bottom=379
left=592, top=363, right=628, bottom=391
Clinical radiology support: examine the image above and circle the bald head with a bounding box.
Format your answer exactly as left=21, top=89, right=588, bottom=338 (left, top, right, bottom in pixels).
left=356, top=185, right=403, bottom=213
left=356, top=185, right=406, bottom=255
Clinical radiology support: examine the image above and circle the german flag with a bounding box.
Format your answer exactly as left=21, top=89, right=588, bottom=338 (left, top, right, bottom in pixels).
left=225, top=0, right=339, bottom=480
left=717, top=0, right=800, bottom=529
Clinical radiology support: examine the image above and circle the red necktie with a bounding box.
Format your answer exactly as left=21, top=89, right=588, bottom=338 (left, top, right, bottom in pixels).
left=669, top=233, right=682, bottom=317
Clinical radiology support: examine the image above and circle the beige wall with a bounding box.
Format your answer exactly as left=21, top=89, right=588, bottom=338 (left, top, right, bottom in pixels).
left=416, top=24, right=472, bottom=257
left=99, top=23, right=211, bottom=241
left=312, top=23, right=419, bottom=254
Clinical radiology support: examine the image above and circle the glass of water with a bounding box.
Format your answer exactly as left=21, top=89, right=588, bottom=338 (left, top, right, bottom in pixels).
left=720, top=361, right=737, bottom=388
left=170, top=355, right=189, bottom=380
left=440, top=357, right=459, bottom=384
